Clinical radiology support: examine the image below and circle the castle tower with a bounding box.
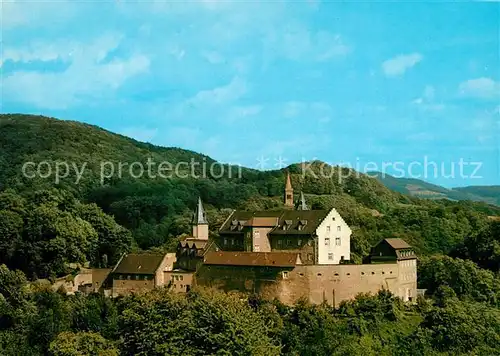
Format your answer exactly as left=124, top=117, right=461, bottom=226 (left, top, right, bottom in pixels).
left=296, top=191, right=309, bottom=210
left=192, top=197, right=209, bottom=240
left=284, top=173, right=294, bottom=208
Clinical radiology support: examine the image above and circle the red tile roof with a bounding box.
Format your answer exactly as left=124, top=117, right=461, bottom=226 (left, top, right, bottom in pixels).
left=204, top=251, right=301, bottom=267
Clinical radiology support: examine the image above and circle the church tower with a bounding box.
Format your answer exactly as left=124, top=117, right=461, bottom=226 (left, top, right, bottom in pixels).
left=284, top=173, right=294, bottom=208
left=192, top=197, right=209, bottom=240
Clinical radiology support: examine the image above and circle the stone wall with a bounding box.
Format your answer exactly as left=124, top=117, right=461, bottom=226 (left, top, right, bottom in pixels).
left=112, top=278, right=155, bottom=297
left=196, top=259, right=417, bottom=306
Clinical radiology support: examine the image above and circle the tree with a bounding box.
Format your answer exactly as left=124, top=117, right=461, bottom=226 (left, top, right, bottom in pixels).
left=49, top=331, right=118, bottom=356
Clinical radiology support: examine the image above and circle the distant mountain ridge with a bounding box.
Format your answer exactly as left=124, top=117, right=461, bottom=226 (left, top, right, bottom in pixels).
left=370, top=171, right=500, bottom=206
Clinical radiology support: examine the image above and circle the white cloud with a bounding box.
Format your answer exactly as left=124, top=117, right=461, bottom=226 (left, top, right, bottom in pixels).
left=458, top=77, right=500, bottom=100
left=411, top=85, right=446, bottom=112
left=282, top=101, right=333, bottom=121
left=1, top=0, right=77, bottom=29
left=267, top=27, right=350, bottom=62
left=202, top=50, right=225, bottom=64
left=3, top=34, right=149, bottom=109
left=229, top=105, right=262, bottom=118
left=186, top=77, right=247, bottom=107
left=382, top=53, right=423, bottom=77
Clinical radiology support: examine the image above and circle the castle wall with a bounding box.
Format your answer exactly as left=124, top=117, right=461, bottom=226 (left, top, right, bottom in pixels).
left=196, top=260, right=417, bottom=307
left=112, top=277, right=155, bottom=297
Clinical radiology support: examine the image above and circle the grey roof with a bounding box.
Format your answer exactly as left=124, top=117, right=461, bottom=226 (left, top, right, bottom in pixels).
left=296, top=191, right=309, bottom=210
left=192, top=197, right=208, bottom=225
left=219, top=210, right=329, bottom=236
left=112, top=253, right=165, bottom=275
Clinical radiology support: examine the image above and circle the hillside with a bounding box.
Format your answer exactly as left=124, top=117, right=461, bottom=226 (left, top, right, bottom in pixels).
left=371, top=172, right=499, bottom=205
left=454, top=185, right=500, bottom=206
left=1, top=114, right=500, bottom=261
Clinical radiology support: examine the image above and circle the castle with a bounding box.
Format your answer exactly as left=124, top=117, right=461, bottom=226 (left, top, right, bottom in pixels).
left=57, top=173, right=417, bottom=306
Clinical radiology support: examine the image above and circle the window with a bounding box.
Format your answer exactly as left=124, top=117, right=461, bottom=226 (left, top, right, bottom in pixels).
left=307, top=253, right=313, bottom=261
left=326, top=226, right=331, bottom=232
left=278, top=239, right=282, bottom=247
left=332, top=217, right=336, bottom=221
left=286, top=194, right=292, bottom=200
left=231, top=239, right=235, bottom=246
left=337, top=226, right=341, bottom=232
left=175, top=275, right=179, bottom=281
left=325, top=238, right=330, bottom=246
left=179, top=275, right=183, bottom=281
left=135, top=275, right=139, bottom=280
left=254, top=231, right=260, bottom=239
left=298, top=239, right=302, bottom=246
left=254, top=245, right=260, bottom=252
left=224, top=238, right=227, bottom=245
left=127, top=275, right=131, bottom=280
left=340, top=256, right=345, bottom=261
left=346, top=273, right=350, bottom=276
left=282, top=271, right=289, bottom=279
left=335, top=237, right=341, bottom=246
left=328, top=253, right=333, bottom=260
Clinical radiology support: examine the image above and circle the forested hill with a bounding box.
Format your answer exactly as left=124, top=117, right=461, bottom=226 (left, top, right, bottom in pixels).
left=372, top=172, right=500, bottom=206
left=1, top=114, right=500, bottom=274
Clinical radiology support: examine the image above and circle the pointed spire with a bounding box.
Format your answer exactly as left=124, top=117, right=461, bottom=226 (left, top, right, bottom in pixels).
left=297, top=191, right=309, bottom=210
left=285, top=172, right=293, bottom=190
left=192, top=197, right=208, bottom=225
left=284, top=172, right=294, bottom=208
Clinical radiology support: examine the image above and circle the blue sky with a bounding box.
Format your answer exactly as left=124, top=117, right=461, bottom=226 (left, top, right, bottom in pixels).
left=2, top=1, right=499, bottom=187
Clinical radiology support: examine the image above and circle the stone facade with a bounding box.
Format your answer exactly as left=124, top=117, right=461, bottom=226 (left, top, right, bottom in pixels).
left=197, top=247, right=417, bottom=306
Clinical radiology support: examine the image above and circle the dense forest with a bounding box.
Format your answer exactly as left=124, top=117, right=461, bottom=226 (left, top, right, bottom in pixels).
left=1, top=114, right=500, bottom=355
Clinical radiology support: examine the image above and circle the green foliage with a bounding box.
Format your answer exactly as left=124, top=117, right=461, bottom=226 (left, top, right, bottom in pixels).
left=1, top=264, right=500, bottom=356
left=451, top=220, right=500, bottom=272
left=118, top=287, right=280, bottom=355
left=2, top=114, right=499, bottom=255
left=49, top=331, right=118, bottom=356
left=0, top=189, right=130, bottom=279
left=2, top=114, right=500, bottom=355
left=418, top=255, right=500, bottom=306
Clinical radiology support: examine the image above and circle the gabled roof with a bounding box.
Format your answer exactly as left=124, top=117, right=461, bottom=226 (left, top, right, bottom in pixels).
left=179, top=238, right=209, bottom=250
left=384, top=238, right=412, bottom=250
left=204, top=251, right=301, bottom=267
left=112, top=253, right=165, bottom=275
left=219, top=210, right=329, bottom=236
left=270, top=210, right=329, bottom=235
